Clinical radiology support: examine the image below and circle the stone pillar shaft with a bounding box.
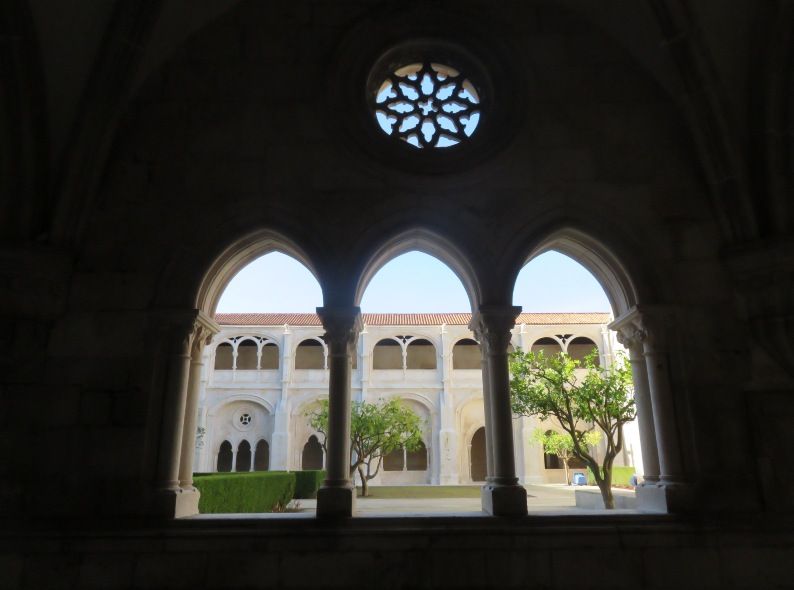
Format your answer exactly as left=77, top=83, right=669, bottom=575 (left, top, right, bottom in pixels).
left=627, top=345, right=660, bottom=483
left=157, top=333, right=193, bottom=492
left=471, top=306, right=527, bottom=516
left=178, top=355, right=204, bottom=488
left=643, top=347, right=684, bottom=483
left=316, top=306, right=362, bottom=518
left=480, top=352, right=495, bottom=480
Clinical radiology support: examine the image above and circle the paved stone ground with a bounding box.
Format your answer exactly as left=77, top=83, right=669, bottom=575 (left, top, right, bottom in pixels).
left=280, top=484, right=636, bottom=516
left=191, top=484, right=641, bottom=519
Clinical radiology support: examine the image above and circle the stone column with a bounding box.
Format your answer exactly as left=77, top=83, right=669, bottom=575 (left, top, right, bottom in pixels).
left=177, top=317, right=217, bottom=495
left=471, top=306, right=527, bottom=516
left=316, top=306, right=362, bottom=518
left=178, top=354, right=204, bottom=485
left=151, top=311, right=201, bottom=517
left=271, top=326, right=291, bottom=470
left=614, top=326, right=660, bottom=484
left=610, top=307, right=690, bottom=512
left=480, top=349, right=494, bottom=480
left=438, top=324, right=458, bottom=484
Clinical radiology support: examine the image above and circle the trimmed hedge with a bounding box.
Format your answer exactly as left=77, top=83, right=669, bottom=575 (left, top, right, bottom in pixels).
left=294, top=470, right=326, bottom=499
left=586, top=466, right=637, bottom=487
left=194, top=472, right=295, bottom=513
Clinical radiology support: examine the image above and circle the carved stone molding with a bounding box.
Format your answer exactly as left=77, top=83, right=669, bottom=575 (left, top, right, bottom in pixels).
left=609, top=305, right=675, bottom=354
left=152, top=309, right=220, bottom=356
left=317, top=306, right=363, bottom=355
left=469, top=305, right=521, bottom=355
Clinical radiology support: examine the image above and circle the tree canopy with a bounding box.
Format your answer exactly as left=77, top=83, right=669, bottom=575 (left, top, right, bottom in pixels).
left=307, top=398, right=424, bottom=496
left=510, top=348, right=635, bottom=508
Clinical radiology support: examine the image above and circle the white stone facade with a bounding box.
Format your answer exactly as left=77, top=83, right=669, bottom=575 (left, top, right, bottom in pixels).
left=196, top=313, right=642, bottom=485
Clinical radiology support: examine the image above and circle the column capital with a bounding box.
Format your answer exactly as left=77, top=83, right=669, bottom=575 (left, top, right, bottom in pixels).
left=469, top=305, right=521, bottom=355
left=317, top=306, right=362, bottom=351
left=608, top=305, right=676, bottom=352
left=152, top=309, right=220, bottom=356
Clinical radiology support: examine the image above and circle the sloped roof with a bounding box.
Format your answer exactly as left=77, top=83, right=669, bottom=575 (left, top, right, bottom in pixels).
left=214, top=312, right=611, bottom=326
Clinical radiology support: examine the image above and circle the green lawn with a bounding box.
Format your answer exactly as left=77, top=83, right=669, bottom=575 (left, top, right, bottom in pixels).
left=356, top=485, right=482, bottom=499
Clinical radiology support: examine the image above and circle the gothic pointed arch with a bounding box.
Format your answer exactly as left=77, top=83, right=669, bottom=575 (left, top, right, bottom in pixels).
left=352, top=227, right=481, bottom=312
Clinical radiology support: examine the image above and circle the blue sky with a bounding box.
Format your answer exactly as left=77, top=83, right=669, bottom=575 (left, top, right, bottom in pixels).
left=216, top=251, right=611, bottom=313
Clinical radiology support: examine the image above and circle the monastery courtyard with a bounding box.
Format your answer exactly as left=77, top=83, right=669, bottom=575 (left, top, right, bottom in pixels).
left=192, top=484, right=640, bottom=518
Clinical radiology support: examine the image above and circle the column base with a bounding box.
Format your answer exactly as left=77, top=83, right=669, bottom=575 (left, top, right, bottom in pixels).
left=316, top=484, right=356, bottom=518
left=636, top=482, right=692, bottom=514
left=481, top=484, right=527, bottom=516
left=152, top=486, right=200, bottom=518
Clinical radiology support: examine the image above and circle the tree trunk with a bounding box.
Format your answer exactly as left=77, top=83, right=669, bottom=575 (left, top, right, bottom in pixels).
left=563, top=460, right=570, bottom=485
left=358, top=466, right=368, bottom=497
left=597, top=471, right=614, bottom=509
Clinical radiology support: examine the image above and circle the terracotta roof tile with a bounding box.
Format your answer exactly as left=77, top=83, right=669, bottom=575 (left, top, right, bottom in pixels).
left=214, top=312, right=611, bottom=326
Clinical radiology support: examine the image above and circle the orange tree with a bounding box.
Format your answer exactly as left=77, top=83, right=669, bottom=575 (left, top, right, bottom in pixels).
left=307, top=398, right=423, bottom=496
left=510, top=349, right=635, bottom=508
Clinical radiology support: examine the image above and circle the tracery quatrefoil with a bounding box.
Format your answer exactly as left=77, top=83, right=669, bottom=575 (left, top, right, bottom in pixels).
left=374, top=62, right=481, bottom=149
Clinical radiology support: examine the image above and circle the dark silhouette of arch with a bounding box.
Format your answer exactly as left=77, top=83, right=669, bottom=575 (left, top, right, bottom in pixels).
left=531, top=337, right=562, bottom=356
left=373, top=338, right=402, bottom=369
left=214, top=343, right=233, bottom=370
left=383, top=447, right=404, bottom=471
left=452, top=338, right=481, bottom=369
left=254, top=440, right=269, bottom=471
left=236, top=339, right=258, bottom=370
left=236, top=440, right=251, bottom=472
left=302, top=435, right=324, bottom=470
left=217, top=440, right=233, bottom=472
left=406, top=440, right=428, bottom=471
left=295, top=339, right=324, bottom=369
left=543, top=430, right=563, bottom=469
left=470, top=427, right=487, bottom=482
left=406, top=339, right=436, bottom=369
left=261, top=342, right=279, bottom=369
left=567, top=336, right=600, bottom=365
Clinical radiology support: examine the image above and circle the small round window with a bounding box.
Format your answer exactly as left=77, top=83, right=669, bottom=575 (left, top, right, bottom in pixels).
left=239, top=413, right=252, bottom=426
left=373, top=62, right=481, bottom=149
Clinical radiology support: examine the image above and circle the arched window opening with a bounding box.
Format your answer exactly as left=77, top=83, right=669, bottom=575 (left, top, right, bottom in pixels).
left=254, top=440, right=270, bottom=471
left=214, top=343, right=234, bottom=370
left=217, top=440, right=233, bottom=472
left=373, top=338, right=402, bottom=369
left=406, top=440, right=428, bottom=471
left=302, top=435, right=324, bottom=470
left=236, top=339, right=258, bottom=370
left=261, top=342, right=279, bottom=370
left=406, top=339, right=436, bottom=369
left=543, top=430, right=562, bottom=469
left=452, top=338, right=481, bottom=369
left=383, top=448, right=404, bottom=471
left=470, top=427, right=487, bottom=482
left=236, top=440, right=252, bottom=472
left=295, top=339, right=325, bottom=370
left=567, top=336, right=600, bottom=366
left=531, top=337, right=562, bottom=356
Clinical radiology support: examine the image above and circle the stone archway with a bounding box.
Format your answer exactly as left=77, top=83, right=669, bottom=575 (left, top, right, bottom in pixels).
left=470, top=427, right=487, bottom=482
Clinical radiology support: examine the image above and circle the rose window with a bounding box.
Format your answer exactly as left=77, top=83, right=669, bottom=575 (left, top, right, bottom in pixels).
left=239, top=413, right=252, bottom=426
left=374, top=62, right=481, bottom=148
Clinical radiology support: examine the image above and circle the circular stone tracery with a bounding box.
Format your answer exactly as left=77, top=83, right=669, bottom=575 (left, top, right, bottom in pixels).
left=374, top=62, right=481, bottom=149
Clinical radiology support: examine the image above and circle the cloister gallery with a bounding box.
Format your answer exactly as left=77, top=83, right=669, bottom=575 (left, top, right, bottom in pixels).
left=197, top=311, right=642, bottom=485
left=5, top=0, right=793, bottom=587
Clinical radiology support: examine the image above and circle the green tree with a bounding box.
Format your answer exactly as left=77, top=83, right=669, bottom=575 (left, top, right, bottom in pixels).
left=307, top=398, right=424, bottom=497
left=532, top=428, right=601, bottom=486
left=510, top=349, right=635, bottom=508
